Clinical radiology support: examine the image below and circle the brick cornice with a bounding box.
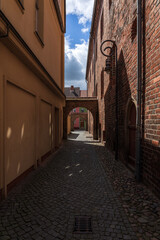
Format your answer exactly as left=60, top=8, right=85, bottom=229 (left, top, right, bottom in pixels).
left=86, top=0, right=103, bottom=80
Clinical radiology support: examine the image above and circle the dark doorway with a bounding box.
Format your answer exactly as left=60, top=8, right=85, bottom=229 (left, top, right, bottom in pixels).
left=55, top=107, right=59, bottom=149
left=80, top=120, right=84, bottom=128
left=98, top=123, right=101, bottom=140
left=128, top=102, right=136, bottom=168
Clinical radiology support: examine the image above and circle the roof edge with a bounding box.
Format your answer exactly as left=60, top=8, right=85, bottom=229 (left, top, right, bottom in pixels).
left=85, top=0, right=103, bottom=80
left=53, top=0, right=66, bottom=33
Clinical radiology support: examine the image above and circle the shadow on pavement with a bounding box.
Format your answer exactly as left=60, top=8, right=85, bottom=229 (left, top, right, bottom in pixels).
left=68, top=132, right=79, bottom=140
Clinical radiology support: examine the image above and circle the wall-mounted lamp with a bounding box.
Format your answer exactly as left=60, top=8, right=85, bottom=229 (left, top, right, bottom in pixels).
left=100, top=43, right=113, bottom=73
left=105, top=56, right=111, bottom=73
left=100, top=40, right=118, bottom=161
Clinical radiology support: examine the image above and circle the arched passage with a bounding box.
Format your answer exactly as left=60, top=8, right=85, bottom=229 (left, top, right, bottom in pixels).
left=71, top=112, right=88, bottom=131
left=63, top=97, right=98, bottom=139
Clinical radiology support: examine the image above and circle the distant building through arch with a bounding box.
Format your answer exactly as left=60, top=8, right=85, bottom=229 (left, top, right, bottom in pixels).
left=64, top=86, right=98, bottom=139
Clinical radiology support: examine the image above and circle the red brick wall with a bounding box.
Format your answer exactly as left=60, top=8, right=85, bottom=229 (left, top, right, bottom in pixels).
left=87, top=62, right=95, bottom=135
left=141, top=0, right=160, bottom=196
left=87, top=0, right=160, bottom=197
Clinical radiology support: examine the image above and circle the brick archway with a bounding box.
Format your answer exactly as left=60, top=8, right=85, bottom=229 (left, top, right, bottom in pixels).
left=63, top=97, right=98, bottom=139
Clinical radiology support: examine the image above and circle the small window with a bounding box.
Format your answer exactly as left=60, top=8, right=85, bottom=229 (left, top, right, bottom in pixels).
left=58, top=0, right=62, bottom=12
left=35, top=0, right=44, bottom=46
left=16, top=0, right=24, bottom=10
left=58, top=0, right=61, bottom=6
left=131, top=17, right=137, bottom=42
left=109, top=0, right=112, bottom=10
left=101, top=10, right=104, bottom=40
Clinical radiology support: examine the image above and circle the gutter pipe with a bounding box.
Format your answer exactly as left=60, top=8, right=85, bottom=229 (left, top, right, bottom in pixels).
left=136, top=0, right=142, bottom=181
left=93, top=38, right=96, bottom=96
left=115, top=44, right=118, bottom=161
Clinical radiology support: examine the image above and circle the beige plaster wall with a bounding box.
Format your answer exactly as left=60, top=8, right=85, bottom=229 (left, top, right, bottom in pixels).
left=0, top=0, right=64, bottom=89
left=40, top=100, right=52, bottom=157
left=0, top=69, right=3, bottom=190
left=67, top=115, right=71, bottom=135
left=0, top=42, right=64, bottom=193
left=6, top=82, right=36, bottom=185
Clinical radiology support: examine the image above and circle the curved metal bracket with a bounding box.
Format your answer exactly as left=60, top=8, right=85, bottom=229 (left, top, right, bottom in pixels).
left=100, top=40, right=116, bottom=57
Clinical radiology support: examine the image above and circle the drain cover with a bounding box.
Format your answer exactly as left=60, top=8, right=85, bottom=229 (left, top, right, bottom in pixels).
left=73, top=216, right=92, bottom=233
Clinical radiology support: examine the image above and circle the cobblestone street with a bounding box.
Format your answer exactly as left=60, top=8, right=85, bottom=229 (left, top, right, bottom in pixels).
left=0, top=131, right=159, bottom=240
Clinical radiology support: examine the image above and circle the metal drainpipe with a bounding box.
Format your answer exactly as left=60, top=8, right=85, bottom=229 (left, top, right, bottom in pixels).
left=136, top=0, right=142, bottom=181
left=115, top=44, right=118, bottom=161
left=93, top=38, right=96, bottom=96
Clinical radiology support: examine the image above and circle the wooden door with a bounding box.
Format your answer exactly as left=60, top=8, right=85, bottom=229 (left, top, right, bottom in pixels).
left=128, top=103, right=136, bottom=167
left=55, top=108, right=59, bottom=148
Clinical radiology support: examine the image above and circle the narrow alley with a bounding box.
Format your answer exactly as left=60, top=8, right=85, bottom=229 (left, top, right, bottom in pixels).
left=0, top=131, right=160, bottom=240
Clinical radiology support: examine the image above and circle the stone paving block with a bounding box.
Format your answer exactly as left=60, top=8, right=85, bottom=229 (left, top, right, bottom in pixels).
left=0, top=131, right=139, bottom=239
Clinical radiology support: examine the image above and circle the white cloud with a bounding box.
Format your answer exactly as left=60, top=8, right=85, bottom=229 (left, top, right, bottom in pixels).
left=65, top=0, right=95, bottom=90
left=65, top=80, right=87, bottom=90
left=65, top=35, right=71, bottom=53
left=66, top=0, right=94, bottom=25
left=81, top=27, right=89, bottom=33
left=65, top=36, right=88, bottom=90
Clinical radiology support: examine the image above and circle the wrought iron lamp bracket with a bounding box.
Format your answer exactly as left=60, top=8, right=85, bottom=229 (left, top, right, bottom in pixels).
left=100, top=40, right=116, bottom=73
left=100, top=40, right=116, bottom=57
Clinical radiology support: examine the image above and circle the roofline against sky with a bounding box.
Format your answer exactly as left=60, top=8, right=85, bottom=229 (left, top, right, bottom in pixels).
left=85, top=0, right=103, bottom=81
left=53, top=0, right=66, bottom=33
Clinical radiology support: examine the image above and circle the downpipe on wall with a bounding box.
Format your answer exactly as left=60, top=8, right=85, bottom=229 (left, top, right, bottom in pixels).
left=93, top=38, right=96, bottom=96
left=136, top=0, right=142, bottom=182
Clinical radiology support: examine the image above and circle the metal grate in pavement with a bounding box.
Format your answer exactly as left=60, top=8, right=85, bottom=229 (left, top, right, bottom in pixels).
left=73, top=216, right=92, bottom=233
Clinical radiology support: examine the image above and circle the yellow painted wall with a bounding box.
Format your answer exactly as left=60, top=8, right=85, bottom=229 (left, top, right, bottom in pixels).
left=67, top=115, right=71, bottom=135
left=40, top=100, right=52, bottom=157
left=6, top=83, right=36, bottom=185
left=0, top=0, right=66, bottom=196
left=0, top=0, right=65, bottom=89
left=0, top=42, right=64, bottom=191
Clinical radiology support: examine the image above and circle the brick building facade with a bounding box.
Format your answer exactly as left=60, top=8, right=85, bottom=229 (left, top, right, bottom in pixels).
left=86, top=0, right=160, bottom=197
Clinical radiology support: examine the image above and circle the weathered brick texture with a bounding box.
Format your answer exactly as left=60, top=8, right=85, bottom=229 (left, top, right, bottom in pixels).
left=86, top=0, right=160, bottom=197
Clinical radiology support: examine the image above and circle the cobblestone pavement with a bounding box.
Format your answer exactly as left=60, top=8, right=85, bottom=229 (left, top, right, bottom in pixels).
left=96, top=144, right=160, bottom=240
left=0, top=130, right=149, bottom=240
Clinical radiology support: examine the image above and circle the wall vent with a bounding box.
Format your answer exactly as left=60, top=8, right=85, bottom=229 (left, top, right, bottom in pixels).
left=73, top=216, right=92, bottom=233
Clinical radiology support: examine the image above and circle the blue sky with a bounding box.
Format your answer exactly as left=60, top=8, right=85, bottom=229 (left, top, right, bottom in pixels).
left=66, top=14, right=90, bottom=48
left=65, top=0, right=94, bottom=90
